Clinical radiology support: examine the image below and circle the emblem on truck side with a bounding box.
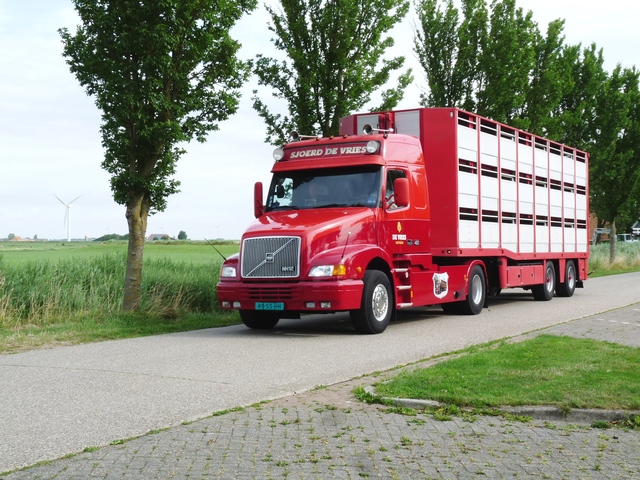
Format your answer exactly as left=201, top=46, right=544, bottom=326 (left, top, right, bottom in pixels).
left=433, top=273, right=449, bottom=299
left=392, top=222, right=407, bottom=242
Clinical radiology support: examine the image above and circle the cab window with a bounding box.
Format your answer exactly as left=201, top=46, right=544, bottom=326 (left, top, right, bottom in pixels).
left=385, top=169, right=406, bottom=210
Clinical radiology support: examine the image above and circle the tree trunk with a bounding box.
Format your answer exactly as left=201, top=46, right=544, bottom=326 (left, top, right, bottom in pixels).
left=609, top=220, right=617, bottom=264
left=122, top=191, right=151, bottom=311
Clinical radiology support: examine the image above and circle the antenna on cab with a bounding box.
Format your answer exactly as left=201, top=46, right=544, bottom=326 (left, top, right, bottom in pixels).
left=341, top=232, right=351, bottom=261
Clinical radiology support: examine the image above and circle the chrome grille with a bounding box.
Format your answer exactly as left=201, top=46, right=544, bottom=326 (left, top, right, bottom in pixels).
left=241, top=236, right=301, bottom=278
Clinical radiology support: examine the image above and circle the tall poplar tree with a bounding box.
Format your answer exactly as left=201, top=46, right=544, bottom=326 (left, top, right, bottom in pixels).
left=475, top=0, right=537, bottom=127
left=415, top=0, right=488, bottom=110
left=590, top=66, right=640, bottom=262
left=414, top=0, right=573, bottom=134
left=522, top=19, right=571, bottom=135
left=59, top=0, right=256, bottom=311
left=551, top=44, right=606, bottom=148
left=252, top=0, right=413, bottom=145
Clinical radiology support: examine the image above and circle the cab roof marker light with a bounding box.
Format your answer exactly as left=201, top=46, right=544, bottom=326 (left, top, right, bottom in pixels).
left=366, top=141, right=379, bottom=154
left=273, top=147, right=285, bottom=161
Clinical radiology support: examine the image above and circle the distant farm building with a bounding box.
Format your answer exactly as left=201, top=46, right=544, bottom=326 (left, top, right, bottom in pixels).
left=146, top=233, right=173, bottom=241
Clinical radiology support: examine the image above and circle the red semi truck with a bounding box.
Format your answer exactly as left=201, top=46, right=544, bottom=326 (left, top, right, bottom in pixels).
left=217, top=108, right=589, bottom=334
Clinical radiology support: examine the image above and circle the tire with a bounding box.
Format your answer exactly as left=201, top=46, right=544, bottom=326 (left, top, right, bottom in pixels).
left=239, top=310, right=280, bottom=330
left=441, top=265, right=485, bottom=315
left=556, top=260, right=576, bottom=298
left=460, top=265, right=486, bottom=315
left=350, top=270, right=392, bottom=334
left=532, top=261, right=556, bottom=301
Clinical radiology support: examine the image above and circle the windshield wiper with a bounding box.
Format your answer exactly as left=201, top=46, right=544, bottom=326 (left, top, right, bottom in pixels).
left=267, top=205, right=299, bottom=211
left=320, top=203, right=350, bottom=208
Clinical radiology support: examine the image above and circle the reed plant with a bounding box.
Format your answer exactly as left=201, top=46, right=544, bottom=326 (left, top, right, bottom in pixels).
left=589, top=241, right=640, bottom=276
left=0, top=253, right=225, bottom=330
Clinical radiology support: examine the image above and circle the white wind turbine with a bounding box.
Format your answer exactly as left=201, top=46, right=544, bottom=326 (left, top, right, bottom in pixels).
left=53, top=194, right=83, bottom=242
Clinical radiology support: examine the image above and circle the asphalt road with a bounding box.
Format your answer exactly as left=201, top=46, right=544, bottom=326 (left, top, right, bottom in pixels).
left=1, top=272, right=639, bottom=473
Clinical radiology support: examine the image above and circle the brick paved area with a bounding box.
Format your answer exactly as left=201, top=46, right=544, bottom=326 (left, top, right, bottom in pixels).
left=3, top=376, right=639, bottom=480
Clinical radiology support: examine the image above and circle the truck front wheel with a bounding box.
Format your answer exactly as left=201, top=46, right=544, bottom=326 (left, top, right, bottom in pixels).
left=532, top=261, right=555, bottom=301
left=239, top=310, right=280, bottom=330
left=350, top=270, right=392, bottom=334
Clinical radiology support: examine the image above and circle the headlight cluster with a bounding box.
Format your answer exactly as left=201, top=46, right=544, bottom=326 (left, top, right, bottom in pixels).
left=309, top=265, right=347, bottom=277
left=220, top=266, right=237, bottom=278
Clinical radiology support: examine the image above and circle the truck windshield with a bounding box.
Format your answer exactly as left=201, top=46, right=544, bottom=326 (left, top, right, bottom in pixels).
left=266, top=166, right=382, bottom=211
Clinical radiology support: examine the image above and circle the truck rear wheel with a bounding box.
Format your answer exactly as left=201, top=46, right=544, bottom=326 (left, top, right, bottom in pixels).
left=532, top=261, right=555, bottom=301
left=556, top=260, right=576, bottom=298
left=461, top=265, right=486, bottom=315
left=350, top=270, right=392, bottom=334
left=441, top=265, right=485, bottom=315
left=239, top=310, right=280, bottom=330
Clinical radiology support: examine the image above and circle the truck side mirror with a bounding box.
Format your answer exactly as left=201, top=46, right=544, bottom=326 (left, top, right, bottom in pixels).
left=254, top=182, right=265, bottom=218
left=394, top=177, right=409, bottom=207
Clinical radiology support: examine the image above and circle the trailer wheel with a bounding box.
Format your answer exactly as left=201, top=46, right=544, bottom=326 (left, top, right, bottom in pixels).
left=350, top=270, right=392, bottom=334
left=532, top=261, right=556, bottom=301
left=441, top=265, right=485, bottom=315
left=239, top=310, right=280, bottom=330
left=556, top=260, right=576, bottom=298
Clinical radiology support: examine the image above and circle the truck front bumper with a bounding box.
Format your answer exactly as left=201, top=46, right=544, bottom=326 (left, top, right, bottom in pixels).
left=217, top=279, right=364, bottom=312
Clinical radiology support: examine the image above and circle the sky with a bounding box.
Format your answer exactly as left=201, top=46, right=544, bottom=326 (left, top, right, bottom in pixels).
left=0, top=1, right=638, bottom=241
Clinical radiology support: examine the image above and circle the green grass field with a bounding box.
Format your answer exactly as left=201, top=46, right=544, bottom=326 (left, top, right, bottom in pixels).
left=374, top=335, right=640, bottom=411
left=0, top=240, right=237, bottom=266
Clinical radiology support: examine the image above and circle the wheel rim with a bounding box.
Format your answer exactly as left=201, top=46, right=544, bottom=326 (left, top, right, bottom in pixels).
left=371, top=284, right=389, bottom=322
left=470, top=274, right=483, bottom=305
left=545, top=266, right=554, bottom=292
left=567, top=264, right=575, bottom=290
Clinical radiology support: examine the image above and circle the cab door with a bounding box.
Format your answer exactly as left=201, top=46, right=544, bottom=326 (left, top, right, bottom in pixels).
left=382, top=168, right=431, bottom=256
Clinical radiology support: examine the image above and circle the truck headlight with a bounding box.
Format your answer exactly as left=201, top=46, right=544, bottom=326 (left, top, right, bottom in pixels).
left=309, top=265, right=347, bottom=277
left=220, top=266, right=237, bottom=278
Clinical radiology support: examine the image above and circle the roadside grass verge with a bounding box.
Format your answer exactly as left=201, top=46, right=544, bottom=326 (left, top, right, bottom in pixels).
left=372, top=335, right=640, bottom=412
left=0, top=311, right=240, bottom=354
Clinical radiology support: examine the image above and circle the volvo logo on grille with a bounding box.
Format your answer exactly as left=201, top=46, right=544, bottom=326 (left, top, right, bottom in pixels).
left=265, top=252, right=275, bottom=263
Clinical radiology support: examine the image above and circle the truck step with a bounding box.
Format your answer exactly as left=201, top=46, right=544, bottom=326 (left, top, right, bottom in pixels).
left=397, top=303, right=413, bottom=308
left=393, top=268, right=409, bottom=274
left=396, top=285, right=412, bottom=291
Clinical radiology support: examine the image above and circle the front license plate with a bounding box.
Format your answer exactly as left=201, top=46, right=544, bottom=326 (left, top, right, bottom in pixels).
left=255, top=302, right=285, bottom=311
